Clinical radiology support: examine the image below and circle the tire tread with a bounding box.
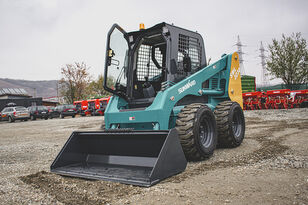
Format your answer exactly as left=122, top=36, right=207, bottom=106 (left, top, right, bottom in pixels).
left=214, top=101, right=245, bottom=148
left=176, top=103, right=216, bottom=161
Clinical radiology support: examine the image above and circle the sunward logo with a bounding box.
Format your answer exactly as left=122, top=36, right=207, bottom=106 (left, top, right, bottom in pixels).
left=230, top=67, right=240, bottom=80
left=178, top=80, right=196, bottom=94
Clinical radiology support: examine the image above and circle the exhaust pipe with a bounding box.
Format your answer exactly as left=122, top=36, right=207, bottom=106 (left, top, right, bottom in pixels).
left=51, top=128, right=187, bottom=187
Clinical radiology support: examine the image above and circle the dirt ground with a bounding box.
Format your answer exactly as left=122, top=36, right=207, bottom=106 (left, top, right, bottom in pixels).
left=0, top=109, right=307, bottom=205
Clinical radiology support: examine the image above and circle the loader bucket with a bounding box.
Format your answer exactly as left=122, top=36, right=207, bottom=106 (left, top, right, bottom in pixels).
left=50, top=128, right=187, bottom=187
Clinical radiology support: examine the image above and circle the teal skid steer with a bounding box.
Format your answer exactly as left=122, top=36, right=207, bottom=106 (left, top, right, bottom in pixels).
left=51, top=23, right=245, bottom=187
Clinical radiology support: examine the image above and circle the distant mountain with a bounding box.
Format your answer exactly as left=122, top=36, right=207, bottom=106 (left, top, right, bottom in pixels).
left=0, top=78, right=58, bottom=98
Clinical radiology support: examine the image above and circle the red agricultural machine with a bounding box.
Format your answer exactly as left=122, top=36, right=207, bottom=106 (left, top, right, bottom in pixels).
left=243, top=89, right=308, bottom=110
left=86, top=98, right=111, bottom=116
left=73, top=100, right=90, bottom=116
left=242, top=91, right=264, bottom=110
left=73, top=101, right=82, bottom=114
left=87, top=99, right=100, bottom=116
left=98, top=97, right=111, bottom=115
left=265, top=89, right=290, bottom=109
left=80, top=100, right=91, bottom=116
left=289, top=90, right=308, bottom=108
left=73, top=97, right=111, bottom=116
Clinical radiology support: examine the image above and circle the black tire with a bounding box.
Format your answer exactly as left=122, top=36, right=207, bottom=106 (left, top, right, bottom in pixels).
left=72, top=115, right=75, bottom=118
left=176, top=103, right=217, bottom=161
left=24, top=118, right=28, bottom=121
left=214, top=101, right=245, bottom=148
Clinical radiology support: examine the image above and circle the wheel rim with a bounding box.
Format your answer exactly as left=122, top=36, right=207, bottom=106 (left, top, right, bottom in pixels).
left=199, top=115, right=213, bottom=148
left=232, top=109, right=243, bottom=139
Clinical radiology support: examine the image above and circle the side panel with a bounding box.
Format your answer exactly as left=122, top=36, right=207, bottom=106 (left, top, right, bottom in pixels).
left=228, top=52, right=243, bottom=108
left=105, top=53, right=236, bottom=130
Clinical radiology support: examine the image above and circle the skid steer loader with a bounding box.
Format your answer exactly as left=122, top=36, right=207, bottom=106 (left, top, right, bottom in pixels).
left=51, top=23, right=245, bottom=187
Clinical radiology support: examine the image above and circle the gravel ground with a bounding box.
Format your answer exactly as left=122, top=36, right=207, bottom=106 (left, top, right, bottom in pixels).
left=0, top=109, right=307, bottom=205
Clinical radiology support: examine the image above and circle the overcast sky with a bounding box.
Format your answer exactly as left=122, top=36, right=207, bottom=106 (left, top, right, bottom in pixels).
left=1, top=0, right=307, bottom=84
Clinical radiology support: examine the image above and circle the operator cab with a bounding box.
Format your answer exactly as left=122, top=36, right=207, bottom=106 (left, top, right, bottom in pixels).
left=104, top=23, right=206, bottom=109
left=131, top=32, right=166, bottom=100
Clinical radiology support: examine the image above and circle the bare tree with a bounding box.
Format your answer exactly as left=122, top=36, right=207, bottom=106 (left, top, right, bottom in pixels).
left=59, top=62, right=91, bottom=103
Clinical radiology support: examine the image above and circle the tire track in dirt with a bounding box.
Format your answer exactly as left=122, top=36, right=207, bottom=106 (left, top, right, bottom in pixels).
left=245, top=119, right=308, bottom=130
left=18, top=121, right=308, bottom=204
left=20, top=171, right=142, bottom=205
left=164, top=121, right=307, bottom=184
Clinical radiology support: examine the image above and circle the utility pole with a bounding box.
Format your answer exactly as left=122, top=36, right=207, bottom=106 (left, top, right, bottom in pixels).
left=259, top=41, right=269, bottom=86
left=236, top=35, right=245, bottom=75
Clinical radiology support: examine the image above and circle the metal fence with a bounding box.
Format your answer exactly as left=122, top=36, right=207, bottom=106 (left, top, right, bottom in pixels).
left=257, top=83, right=308, bottom=91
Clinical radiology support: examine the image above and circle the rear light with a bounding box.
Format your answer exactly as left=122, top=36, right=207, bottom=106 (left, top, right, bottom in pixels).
left=13, top=112, right=16, bottom=116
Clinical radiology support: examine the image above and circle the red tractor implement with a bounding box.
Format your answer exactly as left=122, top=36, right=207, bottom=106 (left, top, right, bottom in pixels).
left=242, top=91, right=263, bottom=110
left=289, top=89, right=308, bottom=108
left=98, top=97, right=111, bottom=115
left=87, top=99, right=96, bottom=116
left=243, top=89, right=308, bottom=110
left=87, top=99, right=104, bottom=116
left=73, top=101, right=82, bottom=114
left=265, top=89, right=290, bottom=109
left=80, top=100, right=91, bottom=116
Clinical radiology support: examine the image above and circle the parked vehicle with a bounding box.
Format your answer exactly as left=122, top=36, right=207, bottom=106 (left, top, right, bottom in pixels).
left=1, top=106, right=30, bottom=123
left=55, top=104, right=77, bottom=118
left=73, top=101, right=82, bottom=114
left=28, top=106, right=49, bottom=120
left=48, top=106, right=59, bottom=119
